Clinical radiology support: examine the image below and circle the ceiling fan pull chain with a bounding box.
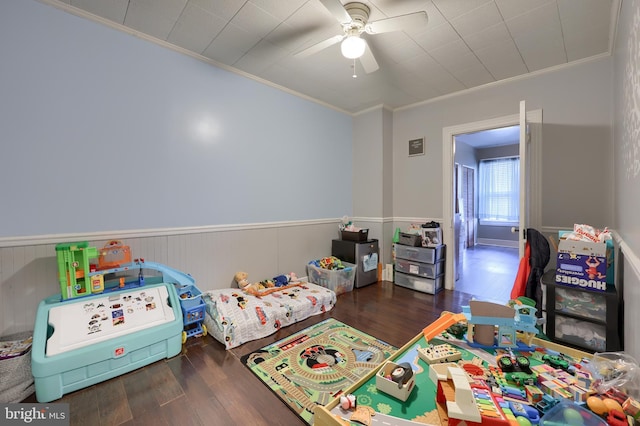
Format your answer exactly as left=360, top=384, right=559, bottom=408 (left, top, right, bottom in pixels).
left=352, top=58, right=357, bottom=78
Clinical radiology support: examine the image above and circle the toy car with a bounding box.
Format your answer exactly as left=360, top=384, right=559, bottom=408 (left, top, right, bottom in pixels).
left=498, top=354, right=531, bottom=373
left=505, top=371, right=537, bottom=386
left=542, top=354, right=570, bottom=371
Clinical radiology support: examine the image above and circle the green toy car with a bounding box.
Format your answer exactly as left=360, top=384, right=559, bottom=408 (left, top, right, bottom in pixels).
left=542, top=354, right=570, bottom=371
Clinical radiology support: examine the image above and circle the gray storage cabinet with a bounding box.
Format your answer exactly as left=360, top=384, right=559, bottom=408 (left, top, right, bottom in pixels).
left=394, top=245, right=445, bottom=294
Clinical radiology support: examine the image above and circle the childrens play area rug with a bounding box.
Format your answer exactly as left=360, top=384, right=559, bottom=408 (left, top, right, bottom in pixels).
left=241, top=318, right=397, bottom=425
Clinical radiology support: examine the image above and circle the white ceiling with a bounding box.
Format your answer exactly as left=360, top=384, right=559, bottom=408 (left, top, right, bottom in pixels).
left=456, top=124, right=520, bottom=148
left=51, top=0, right=618, bottom=114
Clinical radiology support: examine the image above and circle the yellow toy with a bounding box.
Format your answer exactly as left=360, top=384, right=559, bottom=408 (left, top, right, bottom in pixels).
left=234, top=271, right=302, bottom=297
left=234, top=271, right=260, bottom=293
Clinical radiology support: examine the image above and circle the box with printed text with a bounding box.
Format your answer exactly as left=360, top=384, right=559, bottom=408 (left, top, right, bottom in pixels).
left=555, top=239, right=609, bottom=292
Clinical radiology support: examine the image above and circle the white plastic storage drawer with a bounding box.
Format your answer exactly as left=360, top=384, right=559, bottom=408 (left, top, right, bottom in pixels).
left=554, top=315, right=607, bottom=352
left=394, top=271, right=443, bottom=295
left=395, top=259, right=444, bottom=279
left=395, top=244, right=444, bottom=264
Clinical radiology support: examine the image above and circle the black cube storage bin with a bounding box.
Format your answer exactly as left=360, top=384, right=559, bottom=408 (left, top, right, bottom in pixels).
left=341, top=229, right=369, bottom=242
left=398, top=232, right=422, bottom=247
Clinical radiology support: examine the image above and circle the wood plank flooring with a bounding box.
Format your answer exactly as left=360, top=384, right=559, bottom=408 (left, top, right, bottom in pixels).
left=454, top=244, right=520, bottom=304
left=22, top=282, right=476, bottom=425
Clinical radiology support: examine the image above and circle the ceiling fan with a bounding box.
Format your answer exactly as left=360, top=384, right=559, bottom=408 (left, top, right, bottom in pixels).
left=295, top=0, right=429, bottom=74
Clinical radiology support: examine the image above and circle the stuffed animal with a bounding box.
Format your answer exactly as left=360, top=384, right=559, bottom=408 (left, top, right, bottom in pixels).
left=287, top=272, right=300, bottom=283
left=260, top=279, right=275, bottom=289
left=235, top=271, right=303, bottom=296
left=390, top=363, right=414, bottom=389
left=272, top=275, right=289, bottom=287
left=234, top=271, right=261, bottom=294
left=234, top=271, right=249, bottom=289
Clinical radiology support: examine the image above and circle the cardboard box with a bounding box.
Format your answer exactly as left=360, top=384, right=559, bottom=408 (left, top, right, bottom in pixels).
left=557, top=231, right=614, bottom=285
left=421, top=227, right=442, bottom=247
left=376, top=361, right=415, bottom=401
left=555, top=238, right=611, bottom=292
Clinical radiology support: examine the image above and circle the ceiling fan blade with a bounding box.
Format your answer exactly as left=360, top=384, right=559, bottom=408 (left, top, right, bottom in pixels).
left=319, top=0, right=353, bottom=25
left=365, top=11, right=428, bottom=34
left=359, top=41, right=379, bottom=73
left=294, top=34, right=344, bottom=58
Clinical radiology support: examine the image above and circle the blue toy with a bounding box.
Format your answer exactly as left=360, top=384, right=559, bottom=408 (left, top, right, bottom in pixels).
left=273, top=274, right=289, bottom=287
left=31, top=261, right=196, bottom=403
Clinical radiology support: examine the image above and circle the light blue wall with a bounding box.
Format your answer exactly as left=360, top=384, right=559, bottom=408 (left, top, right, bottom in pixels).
left=0, top=0, right=352, bottom=238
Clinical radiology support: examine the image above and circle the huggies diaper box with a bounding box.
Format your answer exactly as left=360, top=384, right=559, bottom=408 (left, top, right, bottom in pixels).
left=555, top=227, right=614, bottom=292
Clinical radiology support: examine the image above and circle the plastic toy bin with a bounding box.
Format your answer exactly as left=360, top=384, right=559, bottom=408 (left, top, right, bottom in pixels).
left=177, top=285, right=207, bottom=325
left=306, top=262, right=356, bottom=295
left=176, top=284, right=206, bottom=341
left=341, top=229, right=369, bottom=242
left=176, top=284, right=203, bottom=310
left=31, top=282, right=183, bottom=403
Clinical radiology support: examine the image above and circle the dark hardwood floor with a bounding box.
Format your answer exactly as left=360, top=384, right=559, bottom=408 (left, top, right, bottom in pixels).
left=453, top=244, right=520, bottom=304
left=22, top=282, right=476, bottom=426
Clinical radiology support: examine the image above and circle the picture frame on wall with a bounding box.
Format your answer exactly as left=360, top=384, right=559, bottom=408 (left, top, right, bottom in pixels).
left=409, top=138, right=424, bottom=156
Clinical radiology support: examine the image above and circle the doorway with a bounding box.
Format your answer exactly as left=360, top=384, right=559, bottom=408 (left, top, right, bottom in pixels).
left=453, top=128, right=520, bottom=302
left=441, top=108, right=543, bottom=294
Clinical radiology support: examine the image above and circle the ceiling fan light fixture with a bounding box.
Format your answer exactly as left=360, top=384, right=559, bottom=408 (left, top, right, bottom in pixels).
left=341, top=35, right=365, bottom=59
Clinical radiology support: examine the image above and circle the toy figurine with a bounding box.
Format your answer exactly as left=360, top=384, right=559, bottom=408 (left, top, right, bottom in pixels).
left=390, top=362, right=413, bottom=389
left=340, top=394, right=356, bottom=410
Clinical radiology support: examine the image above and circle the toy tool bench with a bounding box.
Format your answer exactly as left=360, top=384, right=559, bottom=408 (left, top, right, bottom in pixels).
left=31, top=241, right=198, bottom=403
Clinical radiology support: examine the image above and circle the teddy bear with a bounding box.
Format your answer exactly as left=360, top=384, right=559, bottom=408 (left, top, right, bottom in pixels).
left=234, top=271, right=261, bottom=293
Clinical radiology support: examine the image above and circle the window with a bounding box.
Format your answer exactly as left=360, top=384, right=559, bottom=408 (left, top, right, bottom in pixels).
left=478, top=156, right=519, bottom=226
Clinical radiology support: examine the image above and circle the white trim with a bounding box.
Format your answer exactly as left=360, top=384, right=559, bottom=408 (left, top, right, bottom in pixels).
left=609, top=0, right=622, bottom=53
left=478, top=220, right=519, bottom=227
left=351, top=216, right=389, bottom=223
left=477, top=239, right=519, bottom=248
left=6, top=210, right=639, bottom=283
left=0, top=218, right=340, bottom=248
left=619, top=240, right=640, bottom=280
left=442, top=108, right=543, bottom=291
left=352, top=104, right=392, bottom=116
left=36, top=0, right=615, bottom=117
left=613, top=231, right=640, bottom=281
left=392, top=217, right=444, bottom=224
left=394, top=54, right=611, bottom=112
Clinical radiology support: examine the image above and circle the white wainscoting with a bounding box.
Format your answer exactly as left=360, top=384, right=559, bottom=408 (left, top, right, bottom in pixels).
left=0, top=220, right=341, bottom=336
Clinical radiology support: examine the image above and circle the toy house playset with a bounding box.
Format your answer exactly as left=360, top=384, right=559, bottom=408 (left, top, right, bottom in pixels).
left=31, top=241, right=207, bottom=403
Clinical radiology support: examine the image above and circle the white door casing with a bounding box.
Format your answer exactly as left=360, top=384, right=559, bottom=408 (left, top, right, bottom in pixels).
left=442, top=105, right=543, bottom=291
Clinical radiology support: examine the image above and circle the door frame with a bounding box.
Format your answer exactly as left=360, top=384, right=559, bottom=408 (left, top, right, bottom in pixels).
left=442, top=109, right=543, bottom=291
left=461, top=164, right=475, bottom=249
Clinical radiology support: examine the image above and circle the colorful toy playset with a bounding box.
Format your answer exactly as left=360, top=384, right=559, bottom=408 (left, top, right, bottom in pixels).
left=32, top=241, right=207, bottom=403
left=322, top=298, right=640, bottom=426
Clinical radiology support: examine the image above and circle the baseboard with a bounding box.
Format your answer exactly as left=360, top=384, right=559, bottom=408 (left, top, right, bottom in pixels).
left=476, top=238, right=519, bottom=248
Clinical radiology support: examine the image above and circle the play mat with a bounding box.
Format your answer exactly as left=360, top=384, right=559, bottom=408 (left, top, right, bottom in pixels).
left=202, top=282, right=336, bottom=349
left=241, top=318, right=397, bottom=425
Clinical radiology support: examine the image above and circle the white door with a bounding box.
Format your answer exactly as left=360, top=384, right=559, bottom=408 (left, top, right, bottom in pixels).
left=518, top=100, right=529, bottom=259
left=442, top=102, right=542, bottom=291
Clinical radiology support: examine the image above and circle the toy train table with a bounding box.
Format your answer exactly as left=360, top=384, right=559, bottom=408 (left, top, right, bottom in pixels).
left=314, top=312, right=603, bottom=426
left=31, top=262, right=191, bottom=403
